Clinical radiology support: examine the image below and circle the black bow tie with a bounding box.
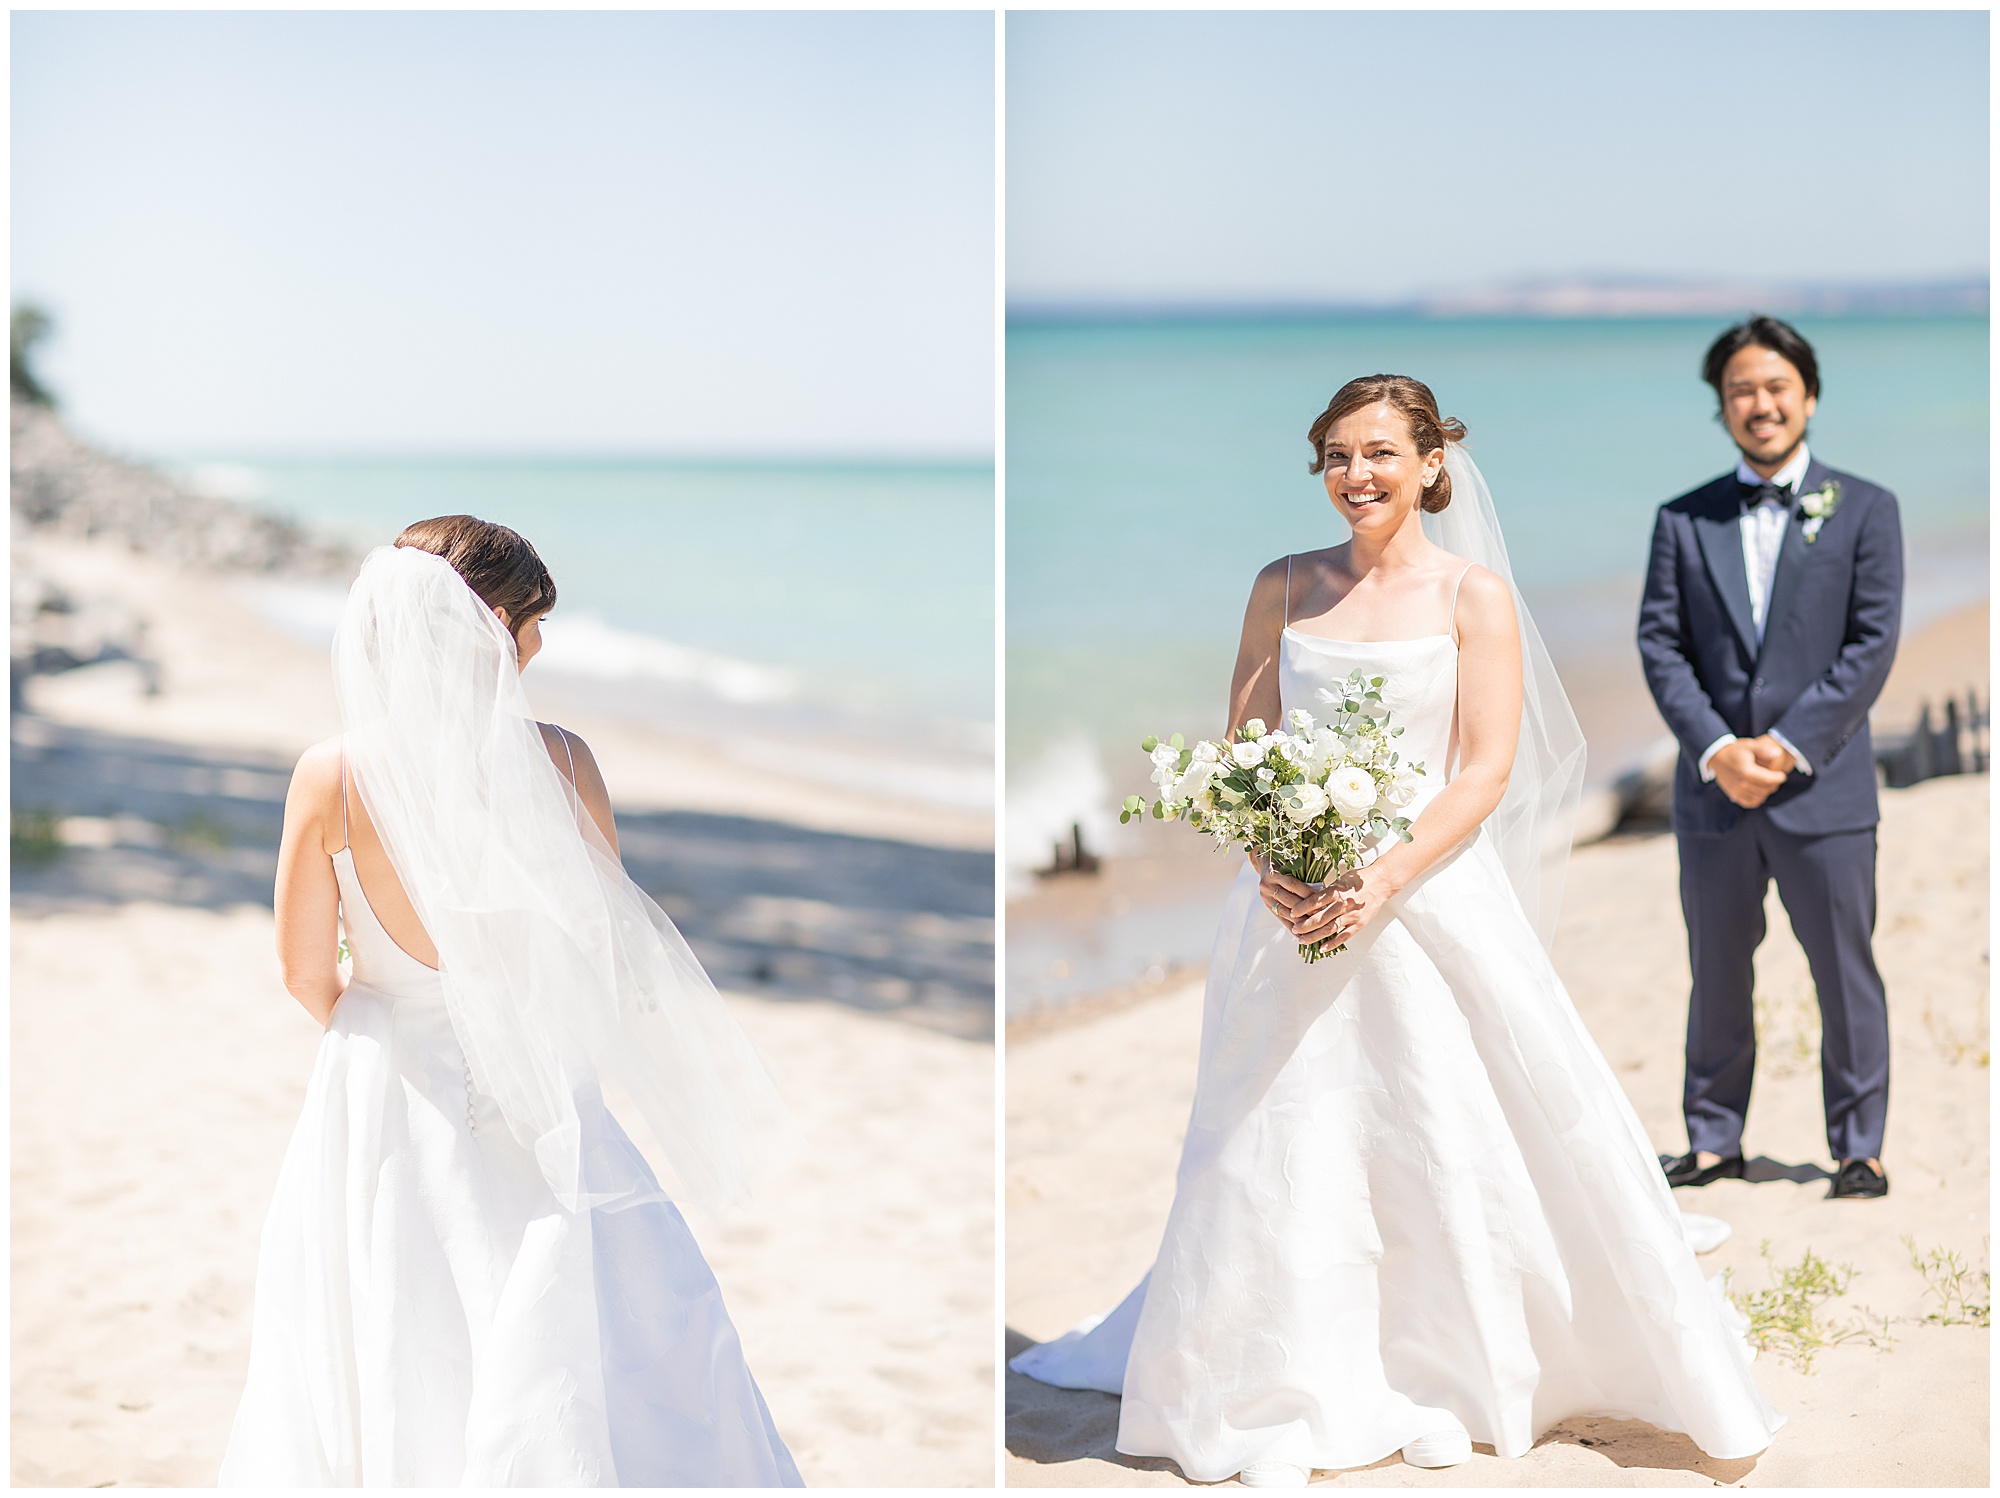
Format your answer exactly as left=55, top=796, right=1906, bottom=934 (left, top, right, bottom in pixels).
left=1739, top=480, right=1790, bottom=512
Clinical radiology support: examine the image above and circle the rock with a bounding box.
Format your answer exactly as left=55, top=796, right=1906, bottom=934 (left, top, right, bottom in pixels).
left=10, top=396, right=355, bottom=577
left=1611, top=734, right=1681, bottom=830
left=9, top=395, right=356, bottom=709
left=1570, top=785, right=1624, bottom=846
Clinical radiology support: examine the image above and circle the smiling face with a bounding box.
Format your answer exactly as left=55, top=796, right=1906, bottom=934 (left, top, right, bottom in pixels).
left=1720, top=344, right=1816, bottom=473
left=1319, top=402, right=1444, bottom=534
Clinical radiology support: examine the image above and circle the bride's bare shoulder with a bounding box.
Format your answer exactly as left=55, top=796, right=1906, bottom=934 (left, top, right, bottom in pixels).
left=292, top=735, right=344, bottom=784
left=285, top=737, right=344, bottom=827
left=1247, top=545, right=1341, bottom=604
left=534, top=721, right=602, bottom=781
left=1452, top=564, right=1517, bottom=631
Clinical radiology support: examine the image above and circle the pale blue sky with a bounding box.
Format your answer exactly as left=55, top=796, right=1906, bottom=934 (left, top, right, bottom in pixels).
left=1009, top=10, right=1989, bottom=305
left=13, top=11, right=993, bottom=457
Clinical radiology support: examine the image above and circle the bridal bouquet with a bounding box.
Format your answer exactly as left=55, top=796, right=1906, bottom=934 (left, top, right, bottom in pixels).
left=1122, top=669, right=1424, bottom=963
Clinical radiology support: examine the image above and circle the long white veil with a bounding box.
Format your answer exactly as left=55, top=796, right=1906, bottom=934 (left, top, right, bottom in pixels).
left=1422, top=445, right=1587, bottom=949
left=332, top=544, right=794, bottom=1214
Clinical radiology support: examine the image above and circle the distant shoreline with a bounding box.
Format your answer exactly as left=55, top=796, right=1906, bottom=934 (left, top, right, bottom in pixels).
left=1009, top=277, right=1989, bottom=325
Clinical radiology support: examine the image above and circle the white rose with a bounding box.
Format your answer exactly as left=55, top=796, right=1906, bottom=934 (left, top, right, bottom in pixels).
left=1277, top=779, right=1330, bottom=825
left=1150, top=742, right=1181, bottom=771
left=1326, top=765, right=1379, bottom=822
left=1192, top=740, right=1222, bottom=764
left=1381, top=769, right=1423, bottom=809
left=1242, top=718, right=1267, bottom=739
left=1171, top=759, right=1218, bottom=803
left=1231, top=739, right=1265, bottom=768
left=1287, top=708, right=1315, bottom=735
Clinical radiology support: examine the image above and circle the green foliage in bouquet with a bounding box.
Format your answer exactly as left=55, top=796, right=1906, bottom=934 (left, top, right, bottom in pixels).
left=1123, top=670, right=1425, bottom=963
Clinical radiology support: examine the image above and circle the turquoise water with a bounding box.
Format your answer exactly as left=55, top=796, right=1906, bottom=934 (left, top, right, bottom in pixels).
left=1007, top=314, right=1988, bottom=784
left=179, top=457, right=996, bottom=724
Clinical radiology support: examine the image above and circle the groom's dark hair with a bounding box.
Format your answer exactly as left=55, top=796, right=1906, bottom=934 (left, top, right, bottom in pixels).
left=1702, top=316, right=1821, bottom=404
left=395, top=514, right=557, bottom=640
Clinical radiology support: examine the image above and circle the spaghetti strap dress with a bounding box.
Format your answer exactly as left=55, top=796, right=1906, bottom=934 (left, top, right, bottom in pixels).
left=1011, top=564, right=1781, bottom=1479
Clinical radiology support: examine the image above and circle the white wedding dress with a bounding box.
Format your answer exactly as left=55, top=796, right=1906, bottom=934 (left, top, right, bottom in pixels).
left=219, top=803, right=802, bottom=1485
left=1011, top=620, right=1783, bottom=1479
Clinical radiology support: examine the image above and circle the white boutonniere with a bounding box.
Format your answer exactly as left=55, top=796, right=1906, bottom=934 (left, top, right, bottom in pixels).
left=1797, top=480, right=1841, bottom=543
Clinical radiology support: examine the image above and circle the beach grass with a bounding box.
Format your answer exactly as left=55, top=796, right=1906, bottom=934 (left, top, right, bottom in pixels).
left=1904, top=1235, right=1992, bottom=1328
left=11, top=806, right=64, bottom=865
left=1725, top=1240, right=1894, bottom=1374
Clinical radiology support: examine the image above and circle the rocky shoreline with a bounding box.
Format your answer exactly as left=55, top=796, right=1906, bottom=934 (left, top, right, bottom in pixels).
left=10, top=396, right=354, bottom=575
left=10, top=396, right=357, bottom=709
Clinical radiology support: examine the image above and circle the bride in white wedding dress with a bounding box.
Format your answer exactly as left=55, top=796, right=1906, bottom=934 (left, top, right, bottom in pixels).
left=220, top=516, right=802, bottom=1486
left=1010, top=377, right=1783, bottom=1485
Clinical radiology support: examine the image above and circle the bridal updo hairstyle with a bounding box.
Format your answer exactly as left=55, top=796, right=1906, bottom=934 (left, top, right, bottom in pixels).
left=394, top=515, right=557, bottom=642
left=1307, top=375, right=1468, bottom=514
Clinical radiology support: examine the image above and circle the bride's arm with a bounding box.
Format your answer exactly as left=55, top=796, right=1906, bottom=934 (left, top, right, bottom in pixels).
left=1229, top=558, right=1315, bottom=923
left=274, top=740, right=347, bottom=1027
left=1290, top=568, right=1522, bottom=945
left=1226, top=557, right=1290, bottom=742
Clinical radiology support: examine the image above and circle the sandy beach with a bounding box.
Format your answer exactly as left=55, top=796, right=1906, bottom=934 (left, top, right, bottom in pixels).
left=11, top=529, right=997, bottom=1486
left=1005, top=600, right=1989, bottom=1485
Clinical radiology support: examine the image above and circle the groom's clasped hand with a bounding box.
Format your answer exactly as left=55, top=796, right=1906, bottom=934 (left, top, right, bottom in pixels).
left=1707, top=732, right=1797, bottom=808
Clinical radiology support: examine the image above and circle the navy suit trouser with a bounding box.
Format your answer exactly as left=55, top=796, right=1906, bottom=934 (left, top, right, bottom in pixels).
left=1676, top=813, right=1889, bottom=1162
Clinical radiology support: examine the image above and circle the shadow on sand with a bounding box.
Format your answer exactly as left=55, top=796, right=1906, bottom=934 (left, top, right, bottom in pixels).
left=1743, top=1155, right=1835, bottom=1185
left=1004, top=1327, right=1190, bottom=1479
left=1004, top=1327, right=1762, bottom=1486
left=12, top=714, right=993, bottom=1039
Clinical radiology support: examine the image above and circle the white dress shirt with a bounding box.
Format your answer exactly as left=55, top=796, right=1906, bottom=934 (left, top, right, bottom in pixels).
left=1696, top=445, right=1813, bottom=783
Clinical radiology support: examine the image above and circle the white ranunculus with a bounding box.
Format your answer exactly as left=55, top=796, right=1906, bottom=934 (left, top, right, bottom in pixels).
left=1231, top=739, right=1265, bottom=768
left=1277, top=779, right=1330, bottom=825
left=1326, top=765, right=1380, bottom=822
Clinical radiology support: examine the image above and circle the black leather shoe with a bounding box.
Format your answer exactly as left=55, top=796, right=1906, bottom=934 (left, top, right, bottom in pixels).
left=1826, top=1158, right=1889, bottom=1200
left=1659, top=1151, right=1746, bottom=1188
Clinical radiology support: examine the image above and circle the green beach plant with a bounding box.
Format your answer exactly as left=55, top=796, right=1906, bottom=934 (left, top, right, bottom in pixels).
left=169, top=809, right=232, bottom=853
left=1724, top=1240, right=1889, bottom=1373
left=11, top=303, right=55, bottom=407
left=1902, top=1236, right=1991, bottom=1327
left=10, top=806, right=65, bottom=866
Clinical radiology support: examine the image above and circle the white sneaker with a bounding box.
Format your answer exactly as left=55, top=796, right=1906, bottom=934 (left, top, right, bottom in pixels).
left=1238, top=1460, right=1311, bottom=1487
left=1401, top=1427, right=1472, bottom=1468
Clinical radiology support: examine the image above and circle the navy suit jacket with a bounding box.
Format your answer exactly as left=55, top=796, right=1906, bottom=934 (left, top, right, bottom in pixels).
left=1637, top=458, right=1903, bottom=837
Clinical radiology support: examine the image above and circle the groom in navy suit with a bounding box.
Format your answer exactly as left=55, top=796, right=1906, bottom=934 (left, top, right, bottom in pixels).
left=1637, top=316, right=1901, bottom=1201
